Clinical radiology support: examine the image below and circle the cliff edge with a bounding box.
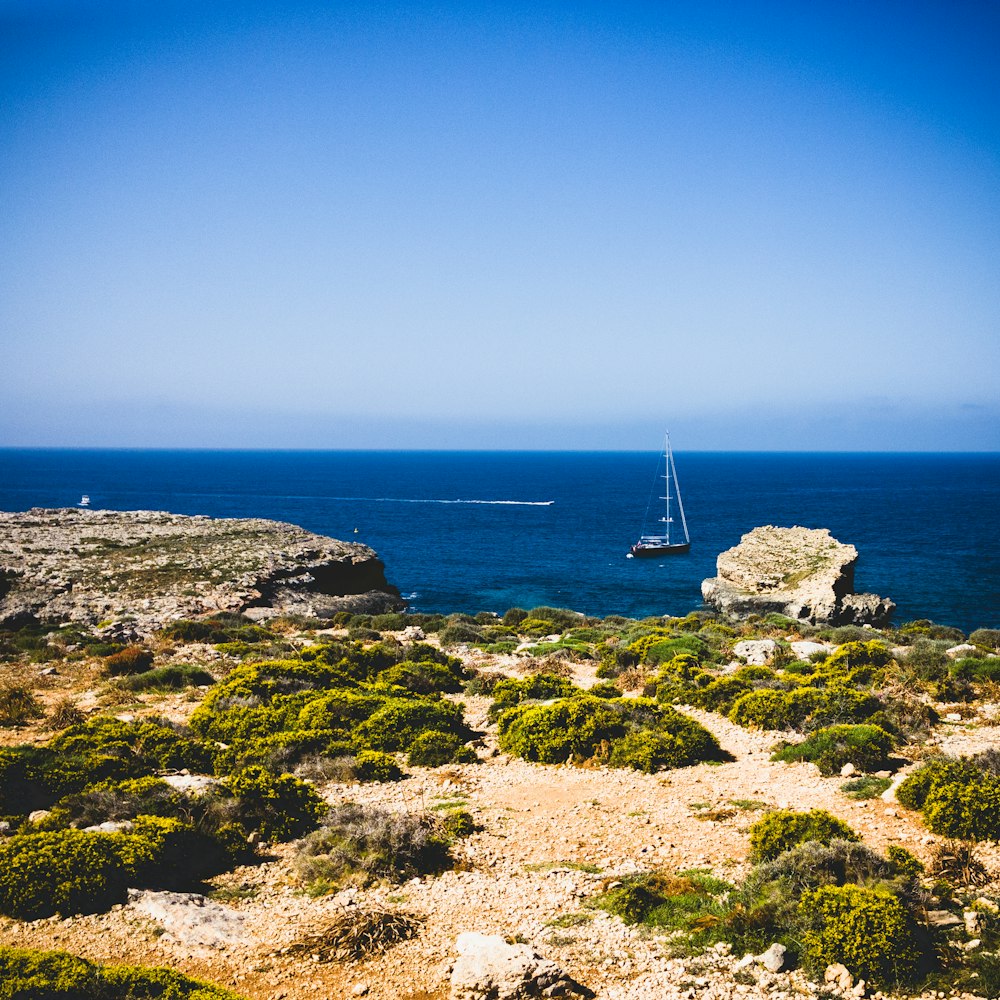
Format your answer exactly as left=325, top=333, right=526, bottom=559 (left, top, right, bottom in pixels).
left=701, top=525, right=894, bottom=626
left=0, top=508, right=402, bottom=634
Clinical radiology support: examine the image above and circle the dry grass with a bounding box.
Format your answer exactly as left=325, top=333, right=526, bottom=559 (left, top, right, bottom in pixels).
left=289, top=905, right=421, bottom=961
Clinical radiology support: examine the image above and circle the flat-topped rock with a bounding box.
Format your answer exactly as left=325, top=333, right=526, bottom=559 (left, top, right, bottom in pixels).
left=701, top=525, right=894, bottom=626
left=0, top=508, right=402, bottom=633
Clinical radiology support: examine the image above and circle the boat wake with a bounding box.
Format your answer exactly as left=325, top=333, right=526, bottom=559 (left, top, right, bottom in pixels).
left=374, top=498, right=554, bottom=506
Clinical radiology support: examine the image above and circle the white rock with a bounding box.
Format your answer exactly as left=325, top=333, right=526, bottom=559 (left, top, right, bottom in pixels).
left=733, top=639, right=779, bottom=665
left=825, top=963, right=854, bottom=991
left=790, top=641, right=830, bottom=660
left=840, top=763, right=857, bottom=777
left=83, top=820, right=134, bottom=834
left=351, top=985, right=370, bottom=996
left=162, top=774, right=222, bottom=795
left=127, top=889, right=256, bottom=952
left=945, top=712, right=963, bottom=722
left=755, top=943, right=787, bottom=973
left=946, top=644, right=978, bottom=658
left=450, top=932, right=587, bottom=1000
left=964, top=910, right=983, bottom=935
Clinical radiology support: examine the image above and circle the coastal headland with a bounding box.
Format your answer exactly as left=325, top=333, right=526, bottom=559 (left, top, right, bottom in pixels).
left=0, top=511, right=998, bottom=1000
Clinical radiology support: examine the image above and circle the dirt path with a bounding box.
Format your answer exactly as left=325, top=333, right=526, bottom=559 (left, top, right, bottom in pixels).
left=2, top=676, right=998, bottom=1000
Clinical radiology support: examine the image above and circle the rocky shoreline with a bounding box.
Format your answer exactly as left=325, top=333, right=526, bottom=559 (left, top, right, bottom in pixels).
left=0, top=508, right=402, bottom=636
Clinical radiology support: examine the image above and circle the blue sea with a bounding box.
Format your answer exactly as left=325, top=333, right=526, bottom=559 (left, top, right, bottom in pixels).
left=0, top=449, right=997, bottom=632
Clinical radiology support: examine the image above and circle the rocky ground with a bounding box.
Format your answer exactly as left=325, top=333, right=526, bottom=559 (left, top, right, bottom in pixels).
left=2, top=642, right=998, bottom=1000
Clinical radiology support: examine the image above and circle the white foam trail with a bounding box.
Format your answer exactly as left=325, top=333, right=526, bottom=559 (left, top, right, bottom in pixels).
left=375, top=498, right=554, bottom=506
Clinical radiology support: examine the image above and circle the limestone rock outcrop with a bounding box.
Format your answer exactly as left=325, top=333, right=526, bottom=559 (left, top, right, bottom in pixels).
left=450, top=932, right=592, bottom=999
left=0, top=508, right=402, bottom=634
left=701, top=526, right=894, bottom=627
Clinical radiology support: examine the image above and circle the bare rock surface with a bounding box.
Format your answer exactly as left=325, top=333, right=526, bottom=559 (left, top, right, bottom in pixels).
left=701, top=526, right=894, bottom=626
left=450, top=932, right=592, bottom=999
left=127, top=889, right=257, bottom=952
left=0, top=508, right=402, bottom=633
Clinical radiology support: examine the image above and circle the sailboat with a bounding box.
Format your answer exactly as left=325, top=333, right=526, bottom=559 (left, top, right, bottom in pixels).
left=629, top=432, right=690, bottom=557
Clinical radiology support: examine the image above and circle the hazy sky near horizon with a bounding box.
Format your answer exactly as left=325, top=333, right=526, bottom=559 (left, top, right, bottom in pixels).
left=2, top=0, right=998, bottom=450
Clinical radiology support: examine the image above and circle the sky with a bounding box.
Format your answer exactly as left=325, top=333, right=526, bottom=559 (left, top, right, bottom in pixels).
left=1, top=0, right=998, bottom=450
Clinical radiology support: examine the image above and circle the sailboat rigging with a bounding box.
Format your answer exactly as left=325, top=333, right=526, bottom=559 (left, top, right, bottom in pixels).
left=629, top=432, right=690, bottom=557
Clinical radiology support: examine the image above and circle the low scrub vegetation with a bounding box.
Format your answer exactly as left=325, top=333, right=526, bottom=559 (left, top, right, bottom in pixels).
left=493, top=680, right=729, bottom=772
left=0, top=946, right=243, bottom=998
left=896, top=753, right=1000, bottom=841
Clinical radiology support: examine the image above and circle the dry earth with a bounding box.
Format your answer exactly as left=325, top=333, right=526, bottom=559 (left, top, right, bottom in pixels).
left=2, top=645, right=998, bottom=1000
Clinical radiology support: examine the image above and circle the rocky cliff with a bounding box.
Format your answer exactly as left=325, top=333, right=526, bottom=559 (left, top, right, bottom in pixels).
left=0, top=508, right=402, bottom=634
left=701, top=525, right=894, bottom=626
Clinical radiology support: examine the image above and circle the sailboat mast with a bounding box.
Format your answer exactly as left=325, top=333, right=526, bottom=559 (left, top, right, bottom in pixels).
left=669, top=436, right=690, bottom=544
left=663, top=431, right=671, bottom=544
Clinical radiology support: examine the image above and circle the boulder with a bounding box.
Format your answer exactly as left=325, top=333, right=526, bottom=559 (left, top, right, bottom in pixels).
left=755, top=942, right=787, bottom=973
left=946, top=644, right=978, bottom=658
left=733, top=639, right=779, bottom=665
left=450, top=933, right=592, bottom=1000
left=701, top=526, right=894, bottom=627
left=0, top=508, right=403, bottom=634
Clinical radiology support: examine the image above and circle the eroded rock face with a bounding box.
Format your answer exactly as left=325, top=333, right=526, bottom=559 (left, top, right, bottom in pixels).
left=0, top=508, right=402, bottom=633
left=701, top=526, right=894, bottom=627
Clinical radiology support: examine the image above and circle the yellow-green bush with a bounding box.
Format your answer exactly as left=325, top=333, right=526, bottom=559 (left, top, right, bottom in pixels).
left=406, top=731, right=476, bottom=767
left=771, top=724, right=894, bottom=776
left=223, top=766, right=325, bottom=841
left=798, top=884, right=921, bottom=986
left=497, top=695, right=726, bottom=772
left=748, top=809, right=859, bottom=863
left=0, top=830, right=130, bottom=919
left=0, top=946, right=243, bottom=999
left=897, top=756, right=1000, bottom=841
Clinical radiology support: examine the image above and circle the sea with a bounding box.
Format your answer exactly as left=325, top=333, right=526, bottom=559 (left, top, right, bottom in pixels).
left=0, top=449, right=997, bottom=633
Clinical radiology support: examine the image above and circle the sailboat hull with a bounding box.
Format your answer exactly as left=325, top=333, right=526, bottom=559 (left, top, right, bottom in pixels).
left=630, top=542, right=691, bottom=557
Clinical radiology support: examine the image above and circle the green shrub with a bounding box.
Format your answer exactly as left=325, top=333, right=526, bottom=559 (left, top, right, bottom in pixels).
left=587, top=681, right=622, bottom=699
left=923, top=778, right=1000, bottom=841
left=593, top=870, right=733, bottom=931
left=969, top=628, right=1000, bottom=651
left=798, top=883, right=921, bottom=986
left=376, top=658, right=465, bottom=694
left=353, top=750, right=404, bottom=783
left=497, top=696, right=621, bottom=764
left=490, top=672, right=579, bottom=709
left=0, top=830, right=130, bottom=918
left=437, top=623, right=484, bottom=646
left=0, top=684, right=44, bottom=727
left=116, top=664, right=215, bottom=691
left=772, top=724, right=894, bottom=776
left=896, top=759, right=976, bottom=812
left=498, top=695, right=726, bottom=772
left=353, top=698, right=472, bottom=753
left=49, top=718, right=213, bottom=777
left=223, top=766, right=325, bottom=842
left=607, top=731, right=700, bottom=773
left=438, top=808, right=477, bottom=839
left=841, top=775, right=892, bottom=799
left=0, top=946, right=243, bottom=999
left=104, top=646, right=154, bottom=676
left=748, top=809, right=859, bottom=863
left=407, top=731, right=476, bottom=767
left=729, top=689, right=804, bottom=730
left=488, top=673, right=580, bottom=720
left=894, top=757, right=1000, bottom=839
left=886, top=845, right=924, bottom=879
left=295, top=803, right=452, bottom=889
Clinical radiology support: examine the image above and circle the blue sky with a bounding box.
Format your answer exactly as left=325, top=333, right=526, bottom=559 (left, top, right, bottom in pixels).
left=2, top=0, right=998, bottom=449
